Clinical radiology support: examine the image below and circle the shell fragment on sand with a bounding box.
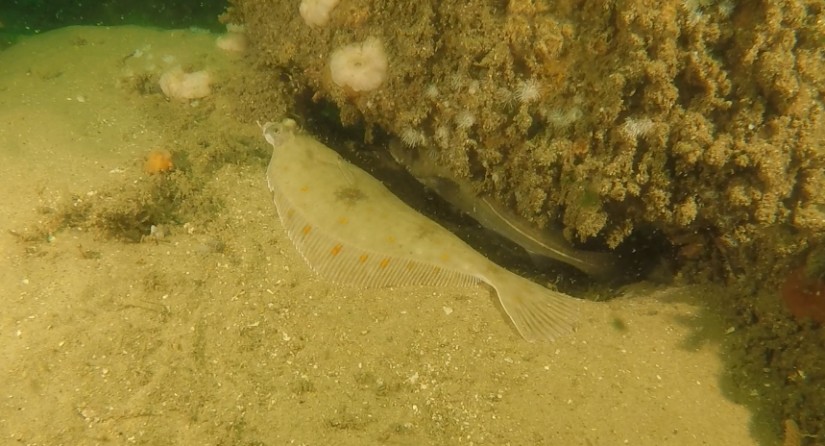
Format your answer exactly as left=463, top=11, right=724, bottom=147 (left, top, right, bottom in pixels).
left=262, top=119, right=583, bottom=342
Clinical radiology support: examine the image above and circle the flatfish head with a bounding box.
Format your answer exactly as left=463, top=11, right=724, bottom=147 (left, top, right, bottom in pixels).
left=262, top=119, right=583, bottom=341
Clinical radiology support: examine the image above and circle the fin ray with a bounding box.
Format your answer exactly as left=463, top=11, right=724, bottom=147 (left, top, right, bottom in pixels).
left=490, top=270, right=580, bottom=342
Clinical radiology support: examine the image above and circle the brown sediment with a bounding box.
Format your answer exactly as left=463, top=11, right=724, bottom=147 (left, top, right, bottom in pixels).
left=780, top=268, right=825, bottom=324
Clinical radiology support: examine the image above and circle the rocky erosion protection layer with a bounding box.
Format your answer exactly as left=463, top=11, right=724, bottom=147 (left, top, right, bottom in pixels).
left=224, top=0, right=824, bottom=281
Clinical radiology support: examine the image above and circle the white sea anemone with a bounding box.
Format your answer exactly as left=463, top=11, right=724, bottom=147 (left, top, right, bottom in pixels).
left=299, top=0, right=341, bottom=27
left=449, top=74, right=463, bottom=91
left=424, top=84, right=439, bottom=99
left=717, top=0, right=735, bottom=17
left=400, top=128, right=426, bottom=148
left=455, top=110, right=475, bottom=129
left=434, top=125, right=450, bottom=148
left=216, top=32, right=247, bottom=53
left=545, top=107, right=582, bottom=128
left=515, top=79, right=541, bottom=103
left=159, top=66, right=212, bottom=100
left=620, top=117, right=654, bottom=140
left=329, top=37, right=388, bottom=93
left=467, top=80, right=480, bottom=95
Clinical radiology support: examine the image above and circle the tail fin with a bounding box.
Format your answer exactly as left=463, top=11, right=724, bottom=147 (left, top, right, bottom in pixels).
left=488, top=269, right=581, bottom=342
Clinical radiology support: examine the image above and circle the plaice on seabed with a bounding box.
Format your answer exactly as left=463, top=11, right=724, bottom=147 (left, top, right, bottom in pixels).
left=262, top=119, right=584, bottom=342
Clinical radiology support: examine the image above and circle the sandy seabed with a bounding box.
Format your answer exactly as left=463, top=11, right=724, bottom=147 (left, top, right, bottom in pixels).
left=0, top=26, right=770, bottom=445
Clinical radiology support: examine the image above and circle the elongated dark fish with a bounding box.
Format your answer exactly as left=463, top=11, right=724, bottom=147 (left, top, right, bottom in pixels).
left=419, top=176, right=617, bottom=279
left=263, top=119, right=582, bottom=341
left=388, top=142, right=617, bottom=279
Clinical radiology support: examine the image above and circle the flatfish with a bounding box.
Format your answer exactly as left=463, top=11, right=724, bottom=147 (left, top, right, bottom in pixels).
left=263, top=119, right=582, bottom=341
left=388, top=142, right=617, bottom=279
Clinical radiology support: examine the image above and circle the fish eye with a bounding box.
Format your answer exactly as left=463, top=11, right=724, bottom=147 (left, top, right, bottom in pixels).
left=262, top=119, right=297, bottom=147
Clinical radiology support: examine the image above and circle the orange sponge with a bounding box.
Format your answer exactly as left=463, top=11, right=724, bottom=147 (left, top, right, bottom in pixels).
left=143, top=149, right=174, bottom=174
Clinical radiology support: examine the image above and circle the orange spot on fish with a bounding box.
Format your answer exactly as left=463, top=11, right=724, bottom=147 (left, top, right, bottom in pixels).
left=379, top=258, right=391, bottom=269
left=302, top=225, right=312, bottom=235
left=358, top=254, right=369, bottom=263
left=386, top=235, right=397, bottom=244
left=337, top=216, right=349, bottom=224
left=330, top=244, right=343, bottom=256
left=300, top=185, right=310, bottom=192
left=439, top=252, right=450, bottom=261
